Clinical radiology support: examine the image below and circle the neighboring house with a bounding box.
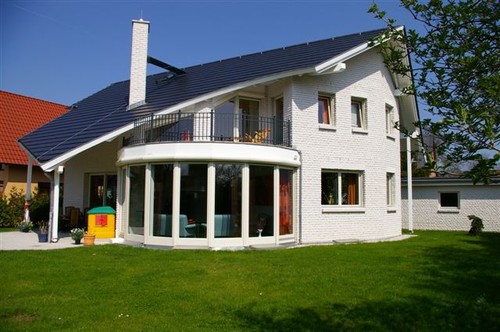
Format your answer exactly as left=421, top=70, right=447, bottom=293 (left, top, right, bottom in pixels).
left=0, top=91, right=68, bottom=197
left=402, top=177, right=500, bottom=232
left=18, top=20, right=419, bottom=248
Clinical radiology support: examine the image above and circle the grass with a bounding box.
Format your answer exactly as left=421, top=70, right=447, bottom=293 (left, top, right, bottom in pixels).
left=1, top=231, right=499, bottom=331
left=0, top=227, right=17, bottom=233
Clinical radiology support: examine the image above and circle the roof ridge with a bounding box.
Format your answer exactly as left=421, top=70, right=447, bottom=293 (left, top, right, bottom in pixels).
left=82, top=28, right=389, bottom=98
left=0, top=90, right=68, bottom=108
left=183, top=27, right=388, bottom=70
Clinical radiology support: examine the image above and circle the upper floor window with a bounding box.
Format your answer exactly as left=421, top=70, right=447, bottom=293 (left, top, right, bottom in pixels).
left=318, top=95, right=334, bottom=126
left=386, top=104, right=395, bottom=135
left=321, top=170, right=362, bottom=206
left=351, top=98, right=367, bottom=129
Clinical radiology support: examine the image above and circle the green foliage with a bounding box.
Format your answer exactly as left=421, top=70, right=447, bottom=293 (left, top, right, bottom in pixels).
left=17, top=220, right=33, bottom=232
left=0, top=197, right=10, bottom=227
left=70, top=228, right=84, bottom=241
left=0, top=188, right=51, bottom=228
left=370, top=0, right=500, bottom=184
left=468, top=215, right=484, bottom=235
left=29, top=190, right=50, bottom=224
left=0, top=231, right=499, bottom=330
left=0, top=188, right=25, bottom=227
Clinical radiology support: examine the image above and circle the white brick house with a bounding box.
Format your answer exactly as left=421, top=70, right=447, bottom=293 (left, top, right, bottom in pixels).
left=402, top=178, right=500, bottom=232
left=19, top=21, right=419, bottom=248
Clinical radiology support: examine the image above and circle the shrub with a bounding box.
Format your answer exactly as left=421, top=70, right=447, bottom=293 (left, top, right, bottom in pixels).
left=468, top=215, right=484, bottom=236
left=18, top=220, right=33, bottom=232
left=0, top=187, right=51, bottom=228
left=0, top=188, right=24, bottom=227
left=30, top=190, right=50, bottom=223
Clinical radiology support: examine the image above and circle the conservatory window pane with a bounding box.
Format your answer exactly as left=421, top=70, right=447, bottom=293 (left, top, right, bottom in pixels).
left=215, top=164, right=243, bottom=238
left=152, top=164, right=174, bottom=237
left=279, top=169, right=293, bottom=235
left=128, top=165, right=145, bottom=235
left=249, top=166, right=274, bottom=237
left=180, top=164, right=207, bottom=238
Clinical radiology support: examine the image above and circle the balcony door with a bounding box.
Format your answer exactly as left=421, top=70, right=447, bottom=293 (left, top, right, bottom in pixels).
left=239, top=98, right=260, bottom=139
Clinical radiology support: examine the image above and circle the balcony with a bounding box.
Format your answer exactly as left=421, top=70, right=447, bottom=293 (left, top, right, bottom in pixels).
left=126, top=111, right=291, bottom=147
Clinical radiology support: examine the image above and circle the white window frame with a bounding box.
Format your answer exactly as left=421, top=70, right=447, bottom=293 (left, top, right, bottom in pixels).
left=386, top=172, right=395, bottom=208
left=351, top=97, right=367, bottom=132
left=385, top=104, right=395, bottom=136
left=439, top=191, right=460, bottom=212
left=321, top=170, right=364, bottom=213
left=318, top=94, right=335, bottom=128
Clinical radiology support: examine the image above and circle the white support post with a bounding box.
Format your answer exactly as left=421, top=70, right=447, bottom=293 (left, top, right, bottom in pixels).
left=406, top=135, right=413, bottom=233
left=24, top=156, right=33, bottom=222
left=51, top=167, right=63, bottom=242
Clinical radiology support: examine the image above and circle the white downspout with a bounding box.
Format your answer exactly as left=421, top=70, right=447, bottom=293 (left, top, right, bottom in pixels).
left=406, top=135, right=413, bottom=233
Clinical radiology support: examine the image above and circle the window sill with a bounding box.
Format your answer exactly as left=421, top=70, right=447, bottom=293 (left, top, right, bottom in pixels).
left=322, top=206, right=365, bottom=214
left=387, top=208, right=397, bottom=213
left=318, top=124, right=336, bottom=131
left=351, top=128, right=368, bottom=135
left=386, top=135, right=396, bottom=141
left=438, top=209, right=460, bottom=214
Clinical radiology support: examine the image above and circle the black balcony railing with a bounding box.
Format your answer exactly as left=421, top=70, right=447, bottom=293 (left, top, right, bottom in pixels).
left=126, top=111, right=291, bottom=147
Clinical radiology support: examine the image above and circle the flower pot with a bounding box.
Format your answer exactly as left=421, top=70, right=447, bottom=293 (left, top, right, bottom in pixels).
left=38, top=233, right=48, bottom=242
left=74, top=238, right=81, bottom=245
left=83, top=234, right=96, bottom=246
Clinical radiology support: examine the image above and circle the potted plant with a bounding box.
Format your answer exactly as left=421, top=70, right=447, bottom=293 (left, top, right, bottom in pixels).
left=70, top=228, right=85, bottom=244
left=83, top=231, right=96, bottom=246
left=38, top=221, right=48, bottom=242
left=18, top=220, right=33, bottom=233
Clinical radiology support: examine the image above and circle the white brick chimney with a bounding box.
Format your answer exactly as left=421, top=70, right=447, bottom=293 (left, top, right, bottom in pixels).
left=128, top=19, right=150, bottom=109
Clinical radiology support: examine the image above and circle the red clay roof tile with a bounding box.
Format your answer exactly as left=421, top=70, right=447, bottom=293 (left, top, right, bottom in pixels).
left=0, top=91, right=68, bottom=165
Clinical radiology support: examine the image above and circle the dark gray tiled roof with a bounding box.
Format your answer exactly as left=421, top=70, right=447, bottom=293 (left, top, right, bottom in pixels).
left=19, top=28, right=385, bottom=165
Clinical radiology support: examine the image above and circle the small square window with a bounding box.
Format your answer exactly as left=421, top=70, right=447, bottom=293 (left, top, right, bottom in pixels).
left=440, top=192, right=459, bottom=208
left=318, top=95, right=334, bottom=125
left=351, top=98, right=366, bottom=129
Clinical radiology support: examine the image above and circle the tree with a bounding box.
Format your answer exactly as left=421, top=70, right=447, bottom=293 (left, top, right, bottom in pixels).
left=369, top=0, right=499, bottom=183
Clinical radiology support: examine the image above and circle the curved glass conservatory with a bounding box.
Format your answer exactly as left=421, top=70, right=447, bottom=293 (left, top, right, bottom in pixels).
left=117, top=110, right=300, bottom=248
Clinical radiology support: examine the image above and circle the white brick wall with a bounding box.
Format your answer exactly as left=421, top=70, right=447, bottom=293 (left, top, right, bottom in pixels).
left=291, top=48, right=403, bottom=243
left=402, top=182, right=500, bottom=232
left=63, top=141, right=119, bottom=210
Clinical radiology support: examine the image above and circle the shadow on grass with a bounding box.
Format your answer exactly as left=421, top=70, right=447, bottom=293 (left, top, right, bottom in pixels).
left=235, top=297, right=499, bottom=332
left=234, top=232, right=500, bottom=331
left=418, top=232, right=500, bottom=303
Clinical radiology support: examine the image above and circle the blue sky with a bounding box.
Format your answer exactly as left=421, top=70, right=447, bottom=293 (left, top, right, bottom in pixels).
left=1, top=0, right=416, bottom=106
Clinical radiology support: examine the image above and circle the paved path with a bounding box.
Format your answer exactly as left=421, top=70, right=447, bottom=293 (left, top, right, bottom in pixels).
left=0, top=231, right=112, bottom=250
left=1, top=230, right=414, bottom=251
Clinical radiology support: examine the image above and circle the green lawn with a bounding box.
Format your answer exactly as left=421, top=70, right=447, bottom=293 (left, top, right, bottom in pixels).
left=0, top=227, right=17, bottom=233
left=1, top=231, right=499, bottom=331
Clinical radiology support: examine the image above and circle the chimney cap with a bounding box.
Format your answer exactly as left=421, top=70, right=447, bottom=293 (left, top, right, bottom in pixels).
left=132, top=19, right=150, bottom=25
